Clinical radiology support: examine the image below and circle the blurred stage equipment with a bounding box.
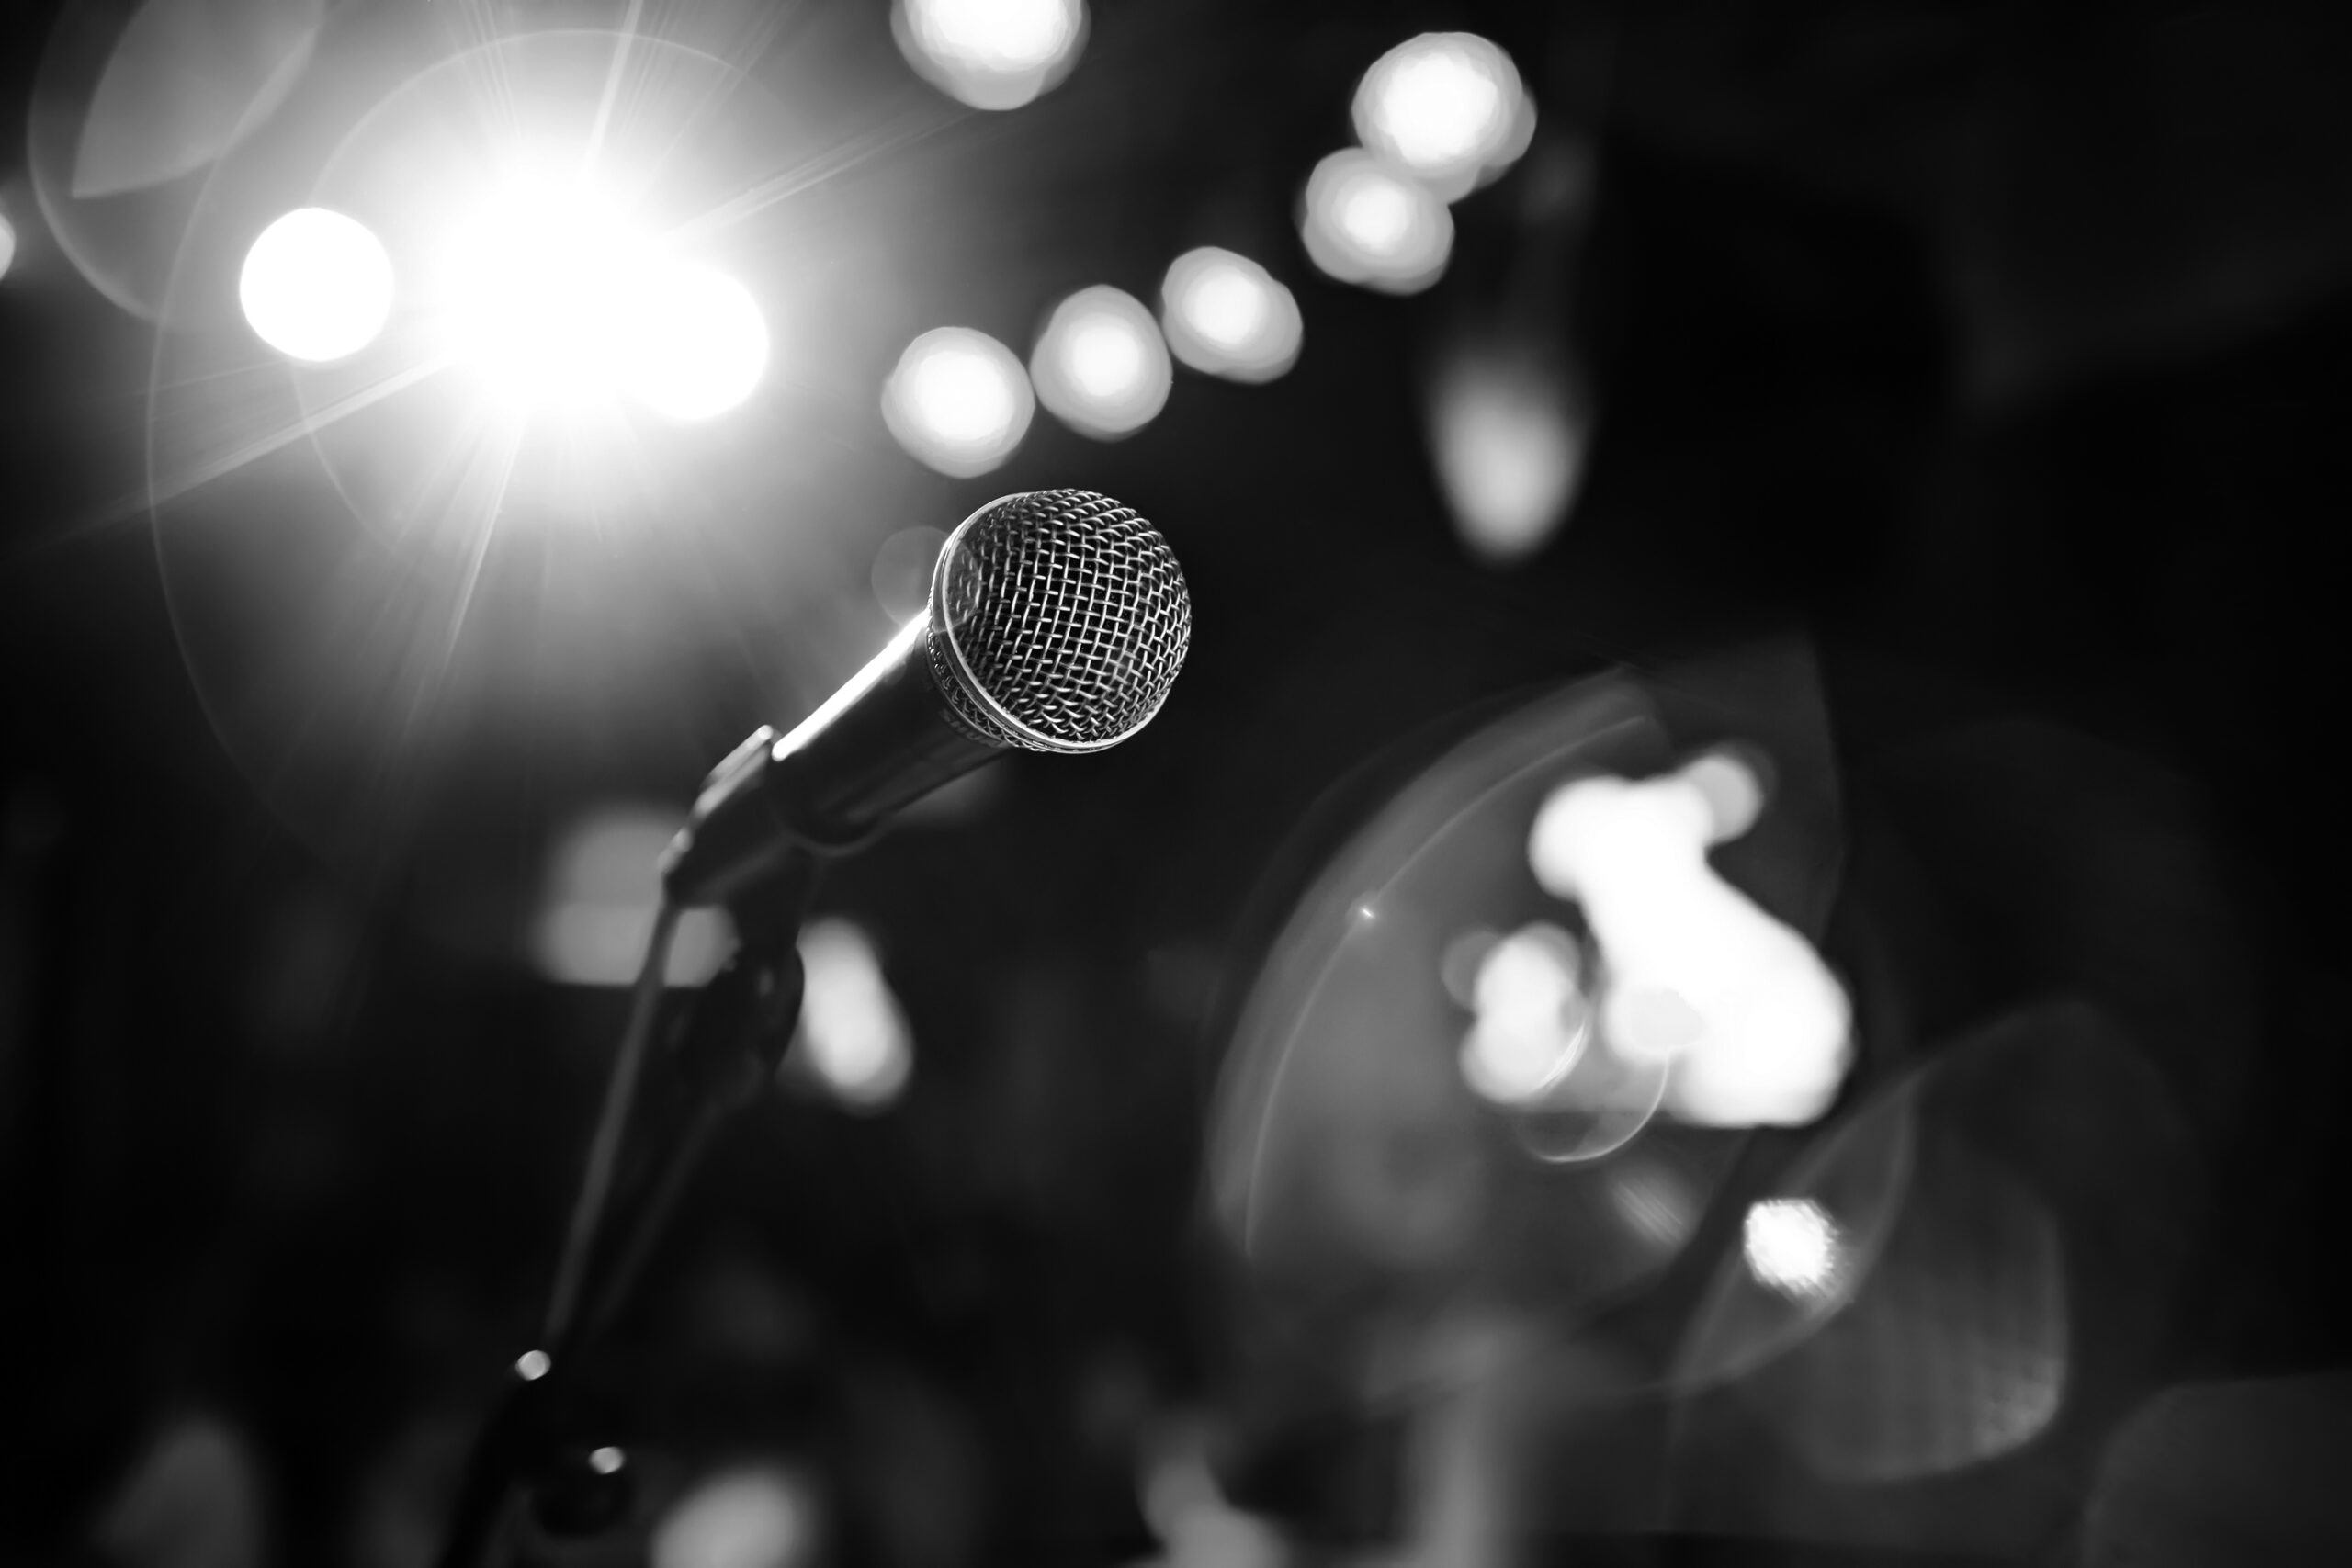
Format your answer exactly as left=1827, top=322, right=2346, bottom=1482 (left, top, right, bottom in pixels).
left=1028, top=285, right=1174, bottom=439
left=892, top=0, right=1088, bottom=111
left=437, top=490, right=1190, bottom=1565
left=1158, top=247, right=1302, bottom=384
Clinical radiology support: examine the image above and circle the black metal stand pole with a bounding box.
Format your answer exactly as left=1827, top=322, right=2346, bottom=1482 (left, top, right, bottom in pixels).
left=434, top=848, right=821, bottom=1568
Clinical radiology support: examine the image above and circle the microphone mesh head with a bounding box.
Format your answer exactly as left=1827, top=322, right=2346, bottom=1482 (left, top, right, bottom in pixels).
left=927, top=490, right=1192, bottom=754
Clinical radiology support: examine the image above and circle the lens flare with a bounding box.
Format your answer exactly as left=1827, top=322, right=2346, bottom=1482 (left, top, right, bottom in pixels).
left=1159, top=247, right=1302, bottom=382
left=1352, top=32, right=1535, bottom=201
left=1030, top=285, right=1171, bottom=438
left=239, top=207, right=394, bottom=363
left=894, top=0, right=1087, bottom=111
left=622, top=263, right=770, bottom=422
left=881, top=325, right=1035, bottom=476
left=1300, top=150, right=1453, bottom=294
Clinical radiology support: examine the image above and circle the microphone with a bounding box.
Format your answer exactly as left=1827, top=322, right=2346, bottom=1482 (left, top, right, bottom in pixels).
left=661, top=489, right=1192, bottom=908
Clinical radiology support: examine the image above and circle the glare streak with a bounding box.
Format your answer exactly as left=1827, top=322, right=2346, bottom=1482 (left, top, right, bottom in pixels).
left=578, top=0, right=650, bottom=183
left=669, top=101, right=967, bottom=245
left=145, top=355, right=451, bottom=518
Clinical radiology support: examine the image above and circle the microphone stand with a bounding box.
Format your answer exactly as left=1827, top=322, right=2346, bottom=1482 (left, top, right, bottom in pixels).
left=435, top=847, right=822, bottom=1568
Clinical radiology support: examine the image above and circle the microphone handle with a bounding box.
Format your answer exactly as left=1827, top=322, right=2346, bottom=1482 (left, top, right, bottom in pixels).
left=661, top=615, right=1004, bottom=906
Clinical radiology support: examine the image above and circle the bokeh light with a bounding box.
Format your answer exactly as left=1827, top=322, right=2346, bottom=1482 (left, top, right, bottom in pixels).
left=238, top=207, right=394, bottom=364
left=1159, top=247, right=1302, bottom=383
left=1299, top=149, right=1453, bottom=294
left=1351, top=32, right=1535, bottom=202
left=533, top=806, right=734, bottom=987
left=894, top=0, right=1088, bottom=111
left=622, top=263, right=771, bottom=422
left=881, top=325, right=1035, bottom=477
left=1457, top=922, right=1589, bottom=1106
left=1427, top=351, right=1586, bottom=564
left=1527, top=755, right=1852, bottom=1127
left=794, top=919, right=913, bottom=1111
left=1030, top=285, right=1172, bottom=438
left=1744, top=1197, right=1844, bottom=1299
left=652, top=1464, right=820, bottom=1568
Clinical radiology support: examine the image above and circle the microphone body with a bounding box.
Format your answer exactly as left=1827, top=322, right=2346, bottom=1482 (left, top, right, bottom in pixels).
left=661, top=490, right=1190, bottom=908
left=660, top=616, right=1001, bottom=906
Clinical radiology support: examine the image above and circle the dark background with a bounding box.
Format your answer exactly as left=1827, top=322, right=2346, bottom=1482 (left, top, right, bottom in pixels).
left=6, top=1, right=2351, bottom=1563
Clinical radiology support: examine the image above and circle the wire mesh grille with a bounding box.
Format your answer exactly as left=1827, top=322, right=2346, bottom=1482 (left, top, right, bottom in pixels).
left=927, top=490, right=1191, bottom=752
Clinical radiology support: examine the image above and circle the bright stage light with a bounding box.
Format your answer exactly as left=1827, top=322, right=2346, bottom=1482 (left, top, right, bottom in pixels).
left=1159, top=248, right=1302, bottom=383
left=239, top=207, right=393, bottom=363
left=1300, top=150, right=1453, bottom=295
left=434, top=175, right=768, bottom=420
left=624, top=264, right=770, bottom=423
left=437, top=179, right=640, bottom=407
left=1030, top=285, right=1171, bottom=438
left=881, top=325, right=1035, bottom=477
left=894, top=0, right=1087, bottom=111
left=1352, top=33, right=1535, bottom=201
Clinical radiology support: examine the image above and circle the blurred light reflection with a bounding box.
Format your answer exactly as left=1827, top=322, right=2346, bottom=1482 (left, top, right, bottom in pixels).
left=893, top=0, right=1087, bottom=111
left=623, top=264, right=771, bottom=423
left=1428, top=350, right=1585, bottom=564
left=871, top=526, right=947, bottom=624
left=793, top=919, right=913, bottom=1111
left=1527, top=753, right=1851, bottom=1127
left=534, top=807, right=733, bottom=987
left=882, top=325, right=1035, bottom=477
left=1742, top=1197, right=1843, bottom=1300
left=1300, top=149, right=1453, bottom=294
left=1159, top=247, right=1302, bottom=383
left=652, top=1463, right=820, bottom=1568
left=1351, top=32, right=1535, bottom=201
left=239, top=208, right=394, bottom=364
left=95, top=1411, right=266, bottom=1568
left=0, top=209, right=16, bottom=283
left=1458, top=922, right=1589, bottom=1106
left=1030, top=284, right=1172, bottom=438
